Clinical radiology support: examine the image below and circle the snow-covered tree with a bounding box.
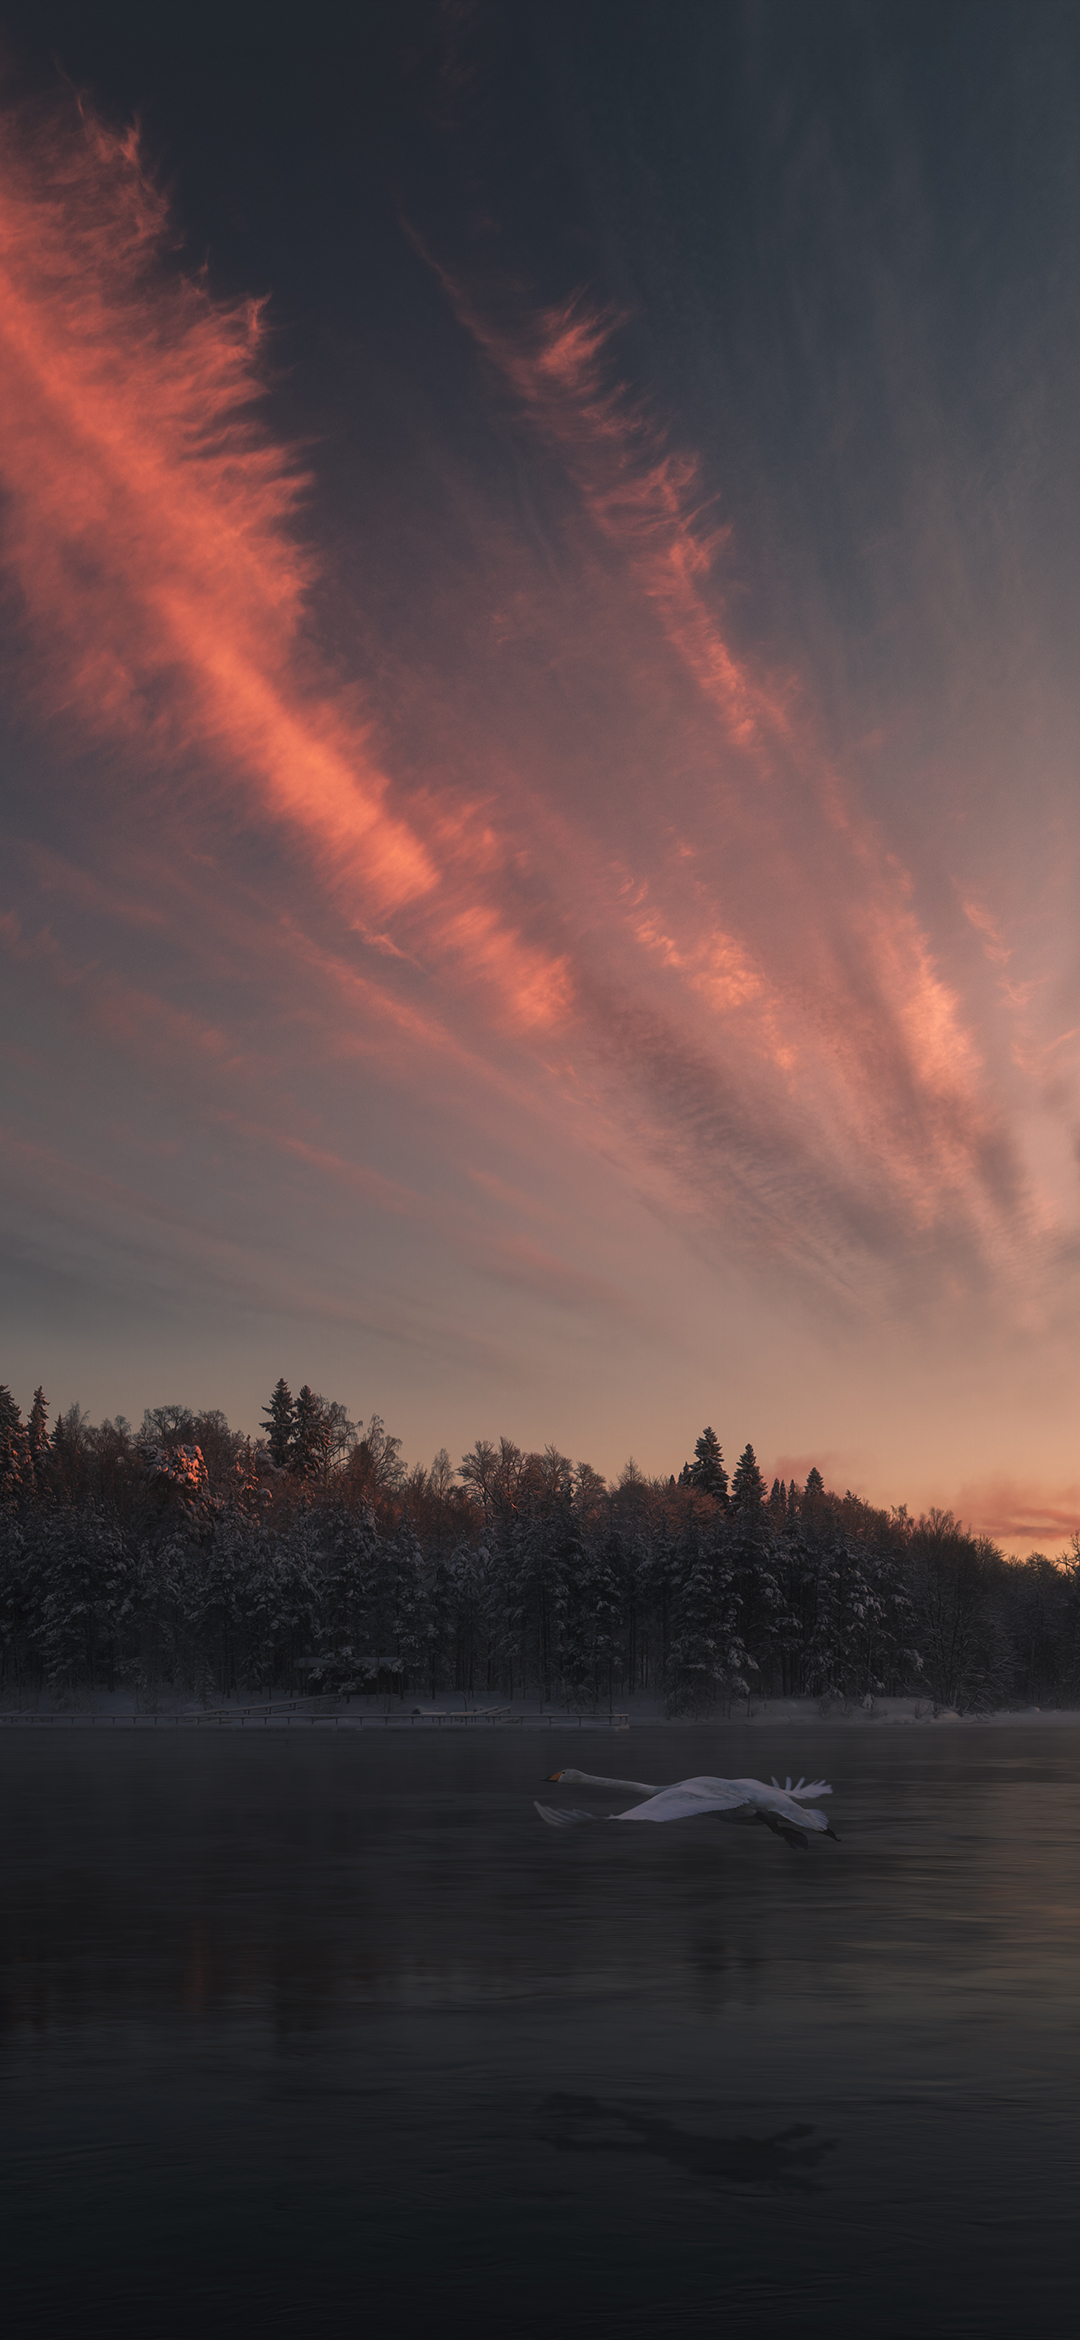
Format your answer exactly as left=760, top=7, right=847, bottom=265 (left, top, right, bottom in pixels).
left=0, top=1387, right=30, bottom=1506
left=27, top=1387, right=50, bottom=1472
left=261, top=1380, right=296, bottom=1469
left=308, top=1507, right=384, bottom=1696
left=681, top=1426, right=729, bottom=1505
left=731, top=1444, right=766, bottom=1515
left=34, top=1506, right=132, bottom=1693
left=666, top=1520, right=751, bottom=1716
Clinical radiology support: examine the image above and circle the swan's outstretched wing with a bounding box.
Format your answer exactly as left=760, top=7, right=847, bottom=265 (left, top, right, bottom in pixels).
left=614, top=1779, right=753, bottom=1824
left=771, top=1775, right=833, bottom=1802
left=534, top=1801, right=598, bottom=1827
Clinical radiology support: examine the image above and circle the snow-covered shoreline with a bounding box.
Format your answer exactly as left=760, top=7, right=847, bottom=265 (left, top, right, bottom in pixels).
left=1, top=1692, right=1077, bottom=1729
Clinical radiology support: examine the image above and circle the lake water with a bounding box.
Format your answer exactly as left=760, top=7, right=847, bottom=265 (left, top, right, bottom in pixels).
left=2, top=1723, right=1078, bottom=2338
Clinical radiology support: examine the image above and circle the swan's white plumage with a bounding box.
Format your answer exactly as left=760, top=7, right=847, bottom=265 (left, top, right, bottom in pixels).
left=615, top=1776, right=831, bottom=1830
left=614, top=1777, right=751, bottom=1822
left=535, top=1766, right=839, bottom=1844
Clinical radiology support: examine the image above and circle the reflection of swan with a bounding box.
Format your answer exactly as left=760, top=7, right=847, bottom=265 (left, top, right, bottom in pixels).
left=539, top=2094, right=836, bottom=2189
left=535, top=1768, right=839, bottom=1850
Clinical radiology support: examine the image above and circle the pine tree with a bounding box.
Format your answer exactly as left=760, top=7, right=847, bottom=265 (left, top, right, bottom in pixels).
left=551, top=1508, right=592, bottom=1703
left=0, top=1388, right=30, bottom=1505
left=261, top=1379, right=295, bottom=1468
left=27, top=1388, right=50, bottom=1466
left=35, top=1505, right=132, bottom=1692
left=587, top=1533, right=625, bottom=1711
left=731, top=1443, right=765, bottom=1513
left=389, top=1521, right=427, bottom=1694
left=686, top=1427, right=729, bottom=1503
left=665, top=1521, right=750, bottom=1716
left=239, top=1511, right=321, bottom=1695
left=309, top=1507, right=385, bottom=1697
left=290, top=1386, right=327, bottom=1480
left=0, top=1512, right=29, bottom=1693
left=441, top=1538, right=488, bottom=1699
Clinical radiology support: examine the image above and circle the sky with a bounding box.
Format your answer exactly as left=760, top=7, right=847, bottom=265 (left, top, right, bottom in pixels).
left=2, top=1, right=1080, bottom=1550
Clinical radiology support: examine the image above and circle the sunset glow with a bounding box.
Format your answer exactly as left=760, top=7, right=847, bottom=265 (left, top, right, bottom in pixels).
left=3, top=13, right=1080, bottom=1552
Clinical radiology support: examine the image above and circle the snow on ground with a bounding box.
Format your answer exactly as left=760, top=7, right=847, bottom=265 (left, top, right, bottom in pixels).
left=0, top=1692, right=1077, bottom=1727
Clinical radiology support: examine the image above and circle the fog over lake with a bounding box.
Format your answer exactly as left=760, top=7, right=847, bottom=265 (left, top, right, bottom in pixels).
left=2, top=1725, right=1078, bottom=2337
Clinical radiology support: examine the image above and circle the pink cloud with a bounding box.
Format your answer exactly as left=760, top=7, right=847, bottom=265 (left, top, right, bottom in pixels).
left=0, top=90, right=584, bottom=1041
left=944, top=1477, right=1080, bottom=1555
left=2, top=79, right=1076, bottom=1417
left=408, top=256, right=1033, bottom=1273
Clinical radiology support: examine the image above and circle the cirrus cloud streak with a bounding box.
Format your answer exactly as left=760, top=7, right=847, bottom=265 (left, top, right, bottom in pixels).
left=2, top=79, right=1079, bottom=1509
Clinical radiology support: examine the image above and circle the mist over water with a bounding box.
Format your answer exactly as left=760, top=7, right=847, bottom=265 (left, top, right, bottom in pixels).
left=2, top=1725, right=1078, bottom=2337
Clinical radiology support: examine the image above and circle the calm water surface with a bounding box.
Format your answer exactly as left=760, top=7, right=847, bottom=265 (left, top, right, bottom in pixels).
left=2, top=1724, right=1078, bottom=2338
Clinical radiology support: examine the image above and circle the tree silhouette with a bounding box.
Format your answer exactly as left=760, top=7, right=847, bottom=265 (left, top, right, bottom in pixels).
left=684, top=1426, right=729, bottom=1504
left=731, top=1444, right=765, bottom=1513
left=261, top=1379, right=295, bottom=1468
left=0, top=1378, right=1072, bottom=1711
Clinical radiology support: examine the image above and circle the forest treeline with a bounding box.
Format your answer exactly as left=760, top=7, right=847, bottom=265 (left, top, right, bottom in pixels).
left=1, top=1381, right=1078, bottom=1713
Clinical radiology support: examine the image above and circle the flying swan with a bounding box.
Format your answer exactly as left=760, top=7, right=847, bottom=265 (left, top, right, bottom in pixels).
left=535, top=1769, right=839, bottom=1850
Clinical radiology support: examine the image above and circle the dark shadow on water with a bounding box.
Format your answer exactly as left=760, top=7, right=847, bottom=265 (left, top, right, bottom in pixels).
left=538, top=2092, right=836, bottom=2191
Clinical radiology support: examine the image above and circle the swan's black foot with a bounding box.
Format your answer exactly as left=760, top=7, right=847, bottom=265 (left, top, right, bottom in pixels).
left=757, top=1810, right=808, bottom=1850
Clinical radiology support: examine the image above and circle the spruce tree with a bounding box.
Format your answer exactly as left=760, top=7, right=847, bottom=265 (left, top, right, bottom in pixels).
left=310, top=1508, right=383, bottom=1696
left=290, top=1386, right=327, bottom=1479
left=261, top=1379, right=295, bottom=1468
left=0, top=1388, right=29, bottom=1505
left=686, top=1426, right=729, bottom=1504
left=389, top=1521, right=427, bottom=1693
left=588, top=1533, right=625, bottom=1711
left=36, top=1506, right=132, bottom=1692
left=666, top=1522, right=750, bottom=1716
left=27, top=1388, right=50, bottom=1464
left=731, top=1443, right=765, bottom=1513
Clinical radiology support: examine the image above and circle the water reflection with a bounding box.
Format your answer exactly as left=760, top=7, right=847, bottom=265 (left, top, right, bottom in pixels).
left=1, top=1724, right=1078, bottom=2337
left=538, top=2095, right=837, bottom=2191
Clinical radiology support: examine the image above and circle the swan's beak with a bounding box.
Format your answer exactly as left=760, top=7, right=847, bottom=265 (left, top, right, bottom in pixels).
left=546, top=1770, right=563, bottom=1782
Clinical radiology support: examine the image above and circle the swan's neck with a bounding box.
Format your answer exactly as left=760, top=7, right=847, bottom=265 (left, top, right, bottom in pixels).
left=568, top=1770, right=662, bottom=1795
